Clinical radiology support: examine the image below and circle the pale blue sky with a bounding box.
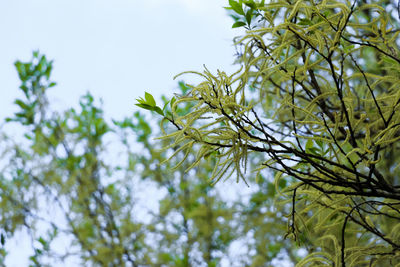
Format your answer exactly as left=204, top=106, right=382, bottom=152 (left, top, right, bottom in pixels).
left=0, top=0, right=242, bottom=122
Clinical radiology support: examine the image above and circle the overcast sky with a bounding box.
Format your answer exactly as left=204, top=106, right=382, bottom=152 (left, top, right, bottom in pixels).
left=0, top=0, right=242, bottom=122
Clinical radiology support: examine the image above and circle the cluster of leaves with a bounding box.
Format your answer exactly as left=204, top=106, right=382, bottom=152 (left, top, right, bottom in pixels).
left=226, top=0, right=265, bottom=29
left=138, top=0, right=400, bottom=266
left=135, top=92, right=168, bottom=116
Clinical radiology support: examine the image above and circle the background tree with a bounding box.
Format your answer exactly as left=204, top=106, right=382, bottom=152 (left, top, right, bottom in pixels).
left=2, top=52, right=148, bottom=266
left=138, top=0, right=400, bottom=266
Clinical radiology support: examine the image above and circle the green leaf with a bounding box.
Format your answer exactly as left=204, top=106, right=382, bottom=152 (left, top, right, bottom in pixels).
left=178, top=81, right=190, bottom=94
left=229, top=0, right=244, bottom=15
left=38, top=237, right=45, bottom=246
left=135, top=103, right=155, bottom=111
left=245, top=10, right=253, bottom=25
left=0, top=233, right=5, bottom=246
left=382, top=55, right=397, bottom=65
left=145, top=92, right=156, bottom=106
left=298, top=18, right=312, bottom=26
left=135, top=103, right=164, bottom=116
left=14, top=99, right=28, bottom=110
left=232, top=21, right=246, bottom=28
left=305, top=139, right=321, bottom=155
left=315, top=139, right=324, bottom=149
left=204, top=150, right=219, bottom=159
left=155, top=106, right=164, bottom=116
left=45, top=64, right=52, bottom=79
left=278, top=178, right=287, bottom=189
left=170, top=97, right=176, bottom=111
left=162, top=100, right=170, bottom=112
left=305, top=139, right=314, bottom=152
left=136, top=97, right=146, bottom=105
left=244, top=0, right=257, bottom=9
left=229, top=14, right=241, bottom=22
